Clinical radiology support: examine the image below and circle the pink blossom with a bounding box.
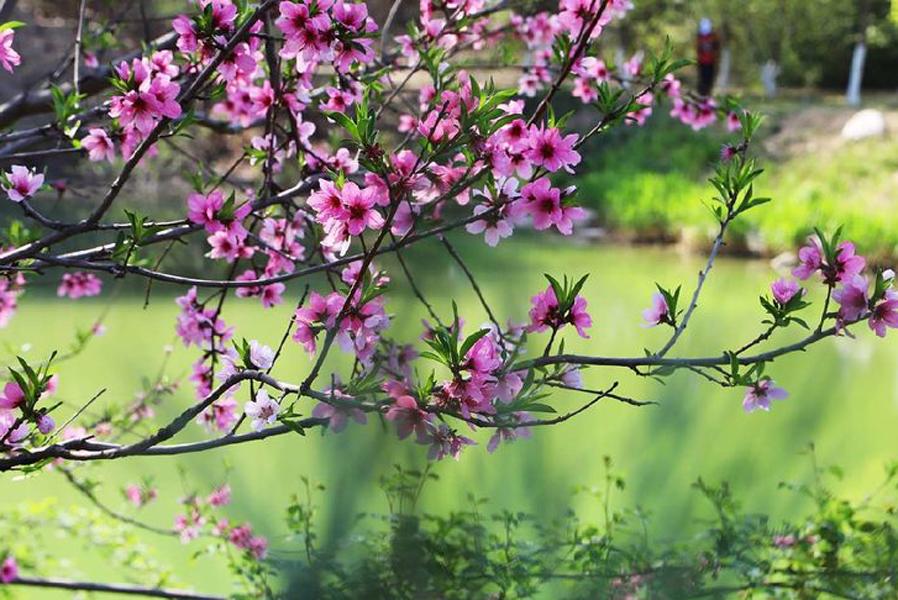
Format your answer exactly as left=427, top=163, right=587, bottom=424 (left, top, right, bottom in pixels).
left=293, top=291, right=343, bottom=353
left=742, top=379, right=788, bottom=413
left=57, top=272, right=102, bottom=299
left=0, top=381, right=24, bottom=410
left=770, top=278, right=801, bottom=305
left=642, top=292, right=669, bottom=327
left=3, top=165, right=44, bottom=202
left=341, top=182, right=384, bottom=235
left=0, top=556, right=18, bottom=583
left=384, top=393, right=432, bottom=443
left=726, top=112, right=742, bottom=132
left=244, top=389, right=280, bottom=431
left=832, top=242, right=866, bottom=283
left=487, top=412, right=532, bottom=453
left=528, top=284, right=592, bottom=338
left=525, top=126, right=581, bottom=173
left=833, top=275, right=869, bottom=323
left=0, top=29, right=20, bottom=73
left=520, top=178, right=585, bottom=235
left=773, top=534, right=796, bottom=549
left=428, top=424, right=476, bottom=461
left=248, top=340, right=274, bottom=370
left=868, top=289, right=898, bottom=337
left=172, top=15, right=198, bottom=53
left=312, top=398, right=367, bottom=433
left=207, top=484, right=232, bottom=507
left=82, top=128, right=116, bottom=162
left=792, top=238, right=823, bottom=280
left=36, top=413, right=55, bottom=434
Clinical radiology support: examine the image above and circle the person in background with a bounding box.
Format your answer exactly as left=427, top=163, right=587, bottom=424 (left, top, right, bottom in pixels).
left=696, top=17, right=720, bottom=97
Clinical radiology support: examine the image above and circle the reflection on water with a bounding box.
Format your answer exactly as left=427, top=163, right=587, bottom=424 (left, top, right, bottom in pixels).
left=2, top=238, right=897, bottom=594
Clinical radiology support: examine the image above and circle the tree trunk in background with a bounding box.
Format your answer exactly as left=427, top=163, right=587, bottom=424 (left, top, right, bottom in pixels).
left=717, top=47, right=731, bottom=92
left=847, top=0, right=870, bottom=107
left=761, top=60, right=779, bottom=98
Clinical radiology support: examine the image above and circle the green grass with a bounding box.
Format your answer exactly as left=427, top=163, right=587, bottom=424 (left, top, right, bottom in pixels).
left=577, top=104, right=898, bottom=259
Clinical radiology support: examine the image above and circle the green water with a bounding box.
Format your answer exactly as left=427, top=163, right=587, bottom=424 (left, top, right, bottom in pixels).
left=2, top=238, right=897, bottom=596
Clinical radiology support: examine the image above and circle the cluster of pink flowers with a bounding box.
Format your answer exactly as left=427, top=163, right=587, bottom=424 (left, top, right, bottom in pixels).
left=186, top=190, right=255, bottom=263
left=0, top=376, right=58, bottom=443
left=308, top=180, right=386, bottom=255
left=276, top=0, right=377, bottom=71
left=793, top=235, right=898, bottom=337
left=377, top=319, right=538, bottom=461
left=176, top=287, right=234, bottom=350
left=3, top=165, right=43, bottom=202
left=511, top=0, right=632, bottom=98
left=124, top=483, right=158, bottom=507
left=528, top=285, right=593, bottom=339
left=57, top=272, right=103, bottom=299
left=662, top=74, right=719, bottom=130
left=293, top=283, right=388, bottom=363
left=173, top=483, right=268, bottom=560
left=108, top=51, right=182, bottom=155
left=312, top=385, right=367, bottom=433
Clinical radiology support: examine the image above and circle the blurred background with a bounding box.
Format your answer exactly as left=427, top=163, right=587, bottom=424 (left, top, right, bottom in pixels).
left=2, top=0, right=898, bottom=596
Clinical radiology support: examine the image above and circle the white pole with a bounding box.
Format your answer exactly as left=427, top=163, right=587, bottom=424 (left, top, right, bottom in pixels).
left=846, top=41, right=867, bottom=107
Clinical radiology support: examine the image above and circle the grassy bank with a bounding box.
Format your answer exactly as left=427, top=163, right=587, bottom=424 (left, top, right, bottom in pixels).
left=577, top=97, right=898, bottom=261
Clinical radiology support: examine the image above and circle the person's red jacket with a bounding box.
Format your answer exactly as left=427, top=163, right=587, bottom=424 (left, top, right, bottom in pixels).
left=697, top=32, right=720, bottom=66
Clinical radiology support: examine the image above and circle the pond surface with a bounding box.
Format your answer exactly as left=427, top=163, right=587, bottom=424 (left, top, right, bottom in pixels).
left=2, top=238, right=897, bottom=595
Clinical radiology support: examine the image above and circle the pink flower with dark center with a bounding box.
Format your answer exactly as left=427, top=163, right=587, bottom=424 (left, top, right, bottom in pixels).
left=0, top=381, right=24, bottom=410
left=726, top=112, right=742, bottom=132
left=525, top=125, right=581, bottom=173
left=109, top=89, right=161, bottom=135
left=0, top=29, right=21, bottom=73
left=57, top=272, right=103, bottom=299
left=244, top=389, right=280, bottom=431
left=0, top=556, right=18, bottom=583
left=520, top=177, right=562, bottom=231
left=293, top=291, right=343, bottom=353
left=428, top=424, right=476, bottom=461
left=172, top=15, right=198, bottom=53
left=642, top=292, right=669, bottom=327
left=384, top=393, right=432, bottom=443
left=341, top=182, right=384, bottom=235
left=743, top=379, right=788, bottom=413
left=82, top=128, right=116, bottom=162
left=187, top=190, right=226, bottom=231
left=869, top=289, right=898, bottom=338
left=3, top=165, right=44, bottom=202
left=832, top=242, right=866, bottom=284
left=770, top=278, right=801, bottom=305
left=833, top=275, right=869, bottom=323
left=528, top=285, right=592, bottom=338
